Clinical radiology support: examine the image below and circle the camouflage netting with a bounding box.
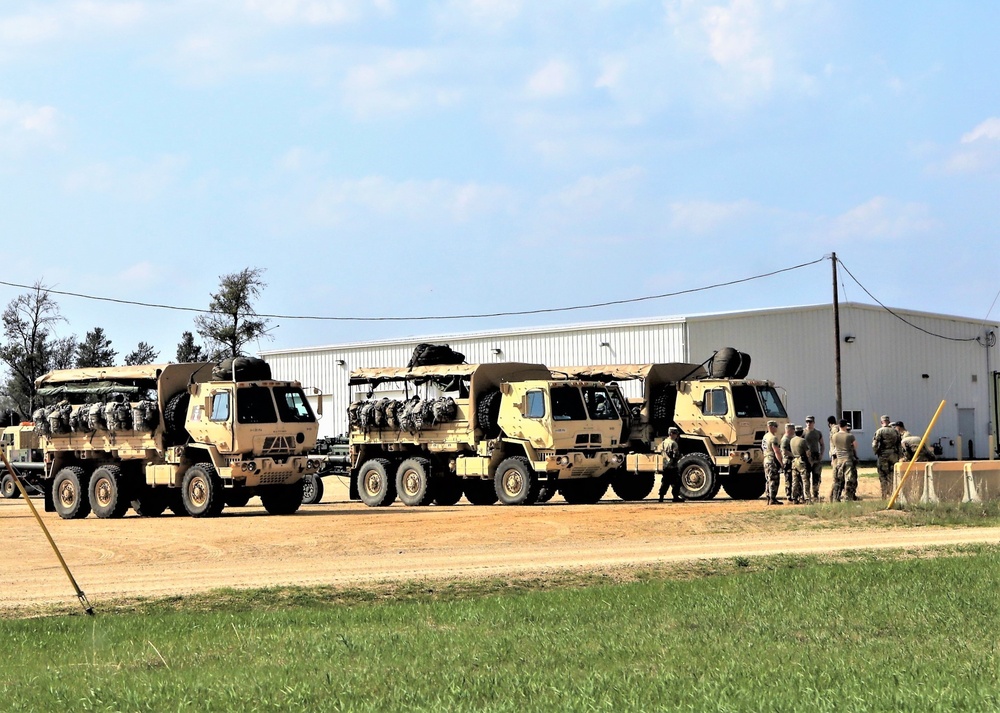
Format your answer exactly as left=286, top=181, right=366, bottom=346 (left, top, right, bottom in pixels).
left=348, top=395, right=458, bottom=434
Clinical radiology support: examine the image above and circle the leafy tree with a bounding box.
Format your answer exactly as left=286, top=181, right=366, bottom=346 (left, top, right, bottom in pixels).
left=124, top=342, right=159, bottom=366
left=50, top=336, right=78, bottom=370
left=76, top=327, right=117, bottom=368
left=0, top=282, right=65, bottom=415
left=175, top=331, right=205, bottom=363
left=194, top=267, right=272, bottom=360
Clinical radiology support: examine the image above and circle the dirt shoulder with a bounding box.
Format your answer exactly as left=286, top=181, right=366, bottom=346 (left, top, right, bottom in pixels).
left=3, top=475, right=998, bottom=612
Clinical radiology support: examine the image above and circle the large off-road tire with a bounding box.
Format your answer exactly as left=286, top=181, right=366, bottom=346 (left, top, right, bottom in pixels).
left=560, top=477, right=610, bottom=504
left=358, top=458, right=396, bottom=507
left=732, top=352, right=751, bottom=379
left=89, top=464, right=131, bottom=519
left=163, top=392, right=191, bottom=446
left=433, top=476, right=464, bottom=506
left=225, top=489, right=254, bottom=507
left=537, top=483, right=557, bottom=503
left=131, top=487, right=168, bottom=517
left=611, top=469, right=655, bottom=501
left=396, top=457, right=434, bottom=506
left=260, top=480, right=304, bottom=515
left=476, top=389, right=503, bottom=438
left=722, top=473, right=767, bottom=501
left=1, top=473, right=21, bottom=499
left=495, top=456, right=540, bottom=505
left=181, top=463, right=225, bottom=517
left=710, top=347, right=738, bottom=378
left=53, top=466, right=91, bottom=520
left=300, top=474, right=324, bottom=505
left=463, top=478, right=498, bottom=505
left=678, top=453, right=719, bottom=500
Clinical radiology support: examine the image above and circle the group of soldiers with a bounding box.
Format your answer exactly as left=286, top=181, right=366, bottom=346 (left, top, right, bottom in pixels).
left=654, top=413, right=929, bottom=505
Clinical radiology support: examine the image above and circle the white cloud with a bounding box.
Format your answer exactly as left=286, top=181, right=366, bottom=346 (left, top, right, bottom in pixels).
left=525, top=59, right=577, bottom=98
left=342, top=50, right=460, bottom=117
left=937, top=117, right=1000, bottom=174
left=0, top=99, right=59, bottom=152
left=0, top=2, right=145, bottom=48
left=545, top=167, right=644, bottom=211
left=63, top=155, right=189, bottom=202
left=668, top=198, right=761, bottom=234
left=436, top=0, right=523, bottom=32
left=828, top=197, right=935, bottom=240
left=961, top=117, right=1000, bottom=144
left=308, top=175, right=514, bottom=226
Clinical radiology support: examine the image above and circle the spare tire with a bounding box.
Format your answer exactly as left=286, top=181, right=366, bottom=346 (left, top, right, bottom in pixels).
left=731, top=351, right=752, bottom=379
left=163, top=392, right=191, bottom=446
left=212, top=356, right=272, bottom=381
left=476, top=389, right=502, bottom=438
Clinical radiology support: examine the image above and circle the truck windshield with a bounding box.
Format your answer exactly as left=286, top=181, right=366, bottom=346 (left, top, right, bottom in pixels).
left=236, top=386, right=278, bottom=424
left=583, top=386, right=618, bottom=420
left=757, top=386, right=787, bottom=418
left=274, top=386, right=315, bottom=423
left=551, top=386, right=587, bottom=421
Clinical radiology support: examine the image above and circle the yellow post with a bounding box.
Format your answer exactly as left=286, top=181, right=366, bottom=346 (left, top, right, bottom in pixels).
left=0, top=450, right=94, bottom=615
left=886, top=400, right=946, bottom=510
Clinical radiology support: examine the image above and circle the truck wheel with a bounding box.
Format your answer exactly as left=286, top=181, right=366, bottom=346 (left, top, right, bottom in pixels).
left=537, top=483, right=557, bottom=503
left=225, top=490, right=254, bottom=507
left=722, top=473, right=767, bottom=500
left=163, top=392, right=191, bottom=446
left=131, top=487, right=168, bottom=517
left=261, top=480, right=304, bottom=515
left=53, top=466, right=91, bottom=519
left=166, top=489, right=185, bottom=515
left=90, top=465, right=131, bottom=519
left=495, top=456, right=540, bottom=505
left=611, top=470, right=655, bottom=501
left=463, top=478, right=498, bottom=505
left=1, top=473, right=21, bottom=499
left=182, top=463, right=225, bottom=517
left=396, top=458, right=434, bottom=506
left=678, top=453, right=719, bottom=500
left=301, top=473, right=324, bottom=505
left=358, top=458, right=396, bottom=507
left=433, top=475, right=464, bottom=506
left=560, top=478, right=609, bottom=504
left=476, top=389, right=502, bottom=438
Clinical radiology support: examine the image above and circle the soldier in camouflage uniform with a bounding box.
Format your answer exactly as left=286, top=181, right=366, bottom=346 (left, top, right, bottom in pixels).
left=780, top=423, right=795, bottom=501
left=830, top=419, right=858, bottom=502
left=789, top=426, right=810, bottom=504
left=657, top=427, right=685, bottom=503
left=762, top=420, right=783, bottom=505
left=803, top=416, right=825, bottom=503
left=872, top=414, right=902, bottom=499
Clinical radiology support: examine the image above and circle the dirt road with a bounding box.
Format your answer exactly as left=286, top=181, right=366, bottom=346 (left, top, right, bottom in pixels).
left=3, top=475, right=998, bottom=612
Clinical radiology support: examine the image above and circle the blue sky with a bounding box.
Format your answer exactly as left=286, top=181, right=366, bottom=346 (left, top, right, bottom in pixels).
left=1, top=0, right=998, bottom=361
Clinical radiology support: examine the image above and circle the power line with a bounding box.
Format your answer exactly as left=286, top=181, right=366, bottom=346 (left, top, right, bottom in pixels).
left=0, top=257, right=826, bottom=323
left=836, top=259, right=981, bottom=343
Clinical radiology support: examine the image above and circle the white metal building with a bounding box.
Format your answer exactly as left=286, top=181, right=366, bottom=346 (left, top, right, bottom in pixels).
left=260, top=302, right=1000, bottom=460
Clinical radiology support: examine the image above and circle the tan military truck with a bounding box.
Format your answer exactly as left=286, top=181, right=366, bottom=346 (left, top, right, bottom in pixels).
left=348, top=363, right=626, bottom=506
left=33, top=360, right=318, bottom=519
left=0, top=424, right=45, bottom=499
left=553, top=361, right=787, bottom=501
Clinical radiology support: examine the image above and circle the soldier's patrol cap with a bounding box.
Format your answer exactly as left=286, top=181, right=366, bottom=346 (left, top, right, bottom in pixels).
left=668, top=426, right=680, bottom=434
left=805, top=415, right=815, bottom=422
left=767, top=420, right=778, bottom=427
left=785, top=423, right=796, bottom=430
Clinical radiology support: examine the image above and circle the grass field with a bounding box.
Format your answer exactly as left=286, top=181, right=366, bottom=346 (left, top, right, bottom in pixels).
left=3, top=545, right=1000, bottom=712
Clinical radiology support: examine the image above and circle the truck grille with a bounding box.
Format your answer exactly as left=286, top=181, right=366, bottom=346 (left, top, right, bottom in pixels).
left=574, top=434, right=603, bottom=447
left=261, top=436, right=295, bottom=455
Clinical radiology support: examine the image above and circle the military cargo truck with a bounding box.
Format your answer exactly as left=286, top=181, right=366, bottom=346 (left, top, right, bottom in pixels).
left=33, top=360, right=318, bottom=519
left=0, top=424, right=45, bottom=498
left=348, top=363, right=626, bottom=506
left=553, top=360, right=787, bottom=501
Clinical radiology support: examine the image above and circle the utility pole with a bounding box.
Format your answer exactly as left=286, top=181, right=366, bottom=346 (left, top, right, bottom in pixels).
left=832, top=253, right=843, bottom=420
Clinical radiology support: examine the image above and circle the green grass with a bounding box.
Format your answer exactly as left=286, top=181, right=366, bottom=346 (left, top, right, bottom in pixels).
left=4, top=547, right=1000, bottom=711
left=756, top=498, right=1000, bottom=529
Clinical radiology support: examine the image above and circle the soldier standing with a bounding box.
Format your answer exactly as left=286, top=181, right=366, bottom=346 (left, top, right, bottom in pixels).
left=830, top=419, right=858, bottom=502
left=803, top=416, right=825, bottom=503
left=789, top=426, right=810, bottom=504
left=780, top=423, right=795, bottom=501
left=762, top=420, right=783, bottom=505
left=872, top=415, right=902, bottom=499
left=657, top=427, right=685, bottom=503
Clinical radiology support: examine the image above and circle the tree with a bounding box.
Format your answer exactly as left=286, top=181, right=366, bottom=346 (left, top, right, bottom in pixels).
left=76, top=327, right=117, bottom=368
left=175, top=331, right=205, bottom=363
left=194, top=267, right=272, bottom=360
left=124, top=342, right=159, bottom=366
left=0, top=282, right=65, bottom=415
left=50, top=336, right=78, bottom=370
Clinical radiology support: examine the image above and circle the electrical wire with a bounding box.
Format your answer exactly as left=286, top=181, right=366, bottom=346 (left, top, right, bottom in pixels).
left=836, top=259, right=982, bottom=343
left=0, top=256, right=827, bottom=323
